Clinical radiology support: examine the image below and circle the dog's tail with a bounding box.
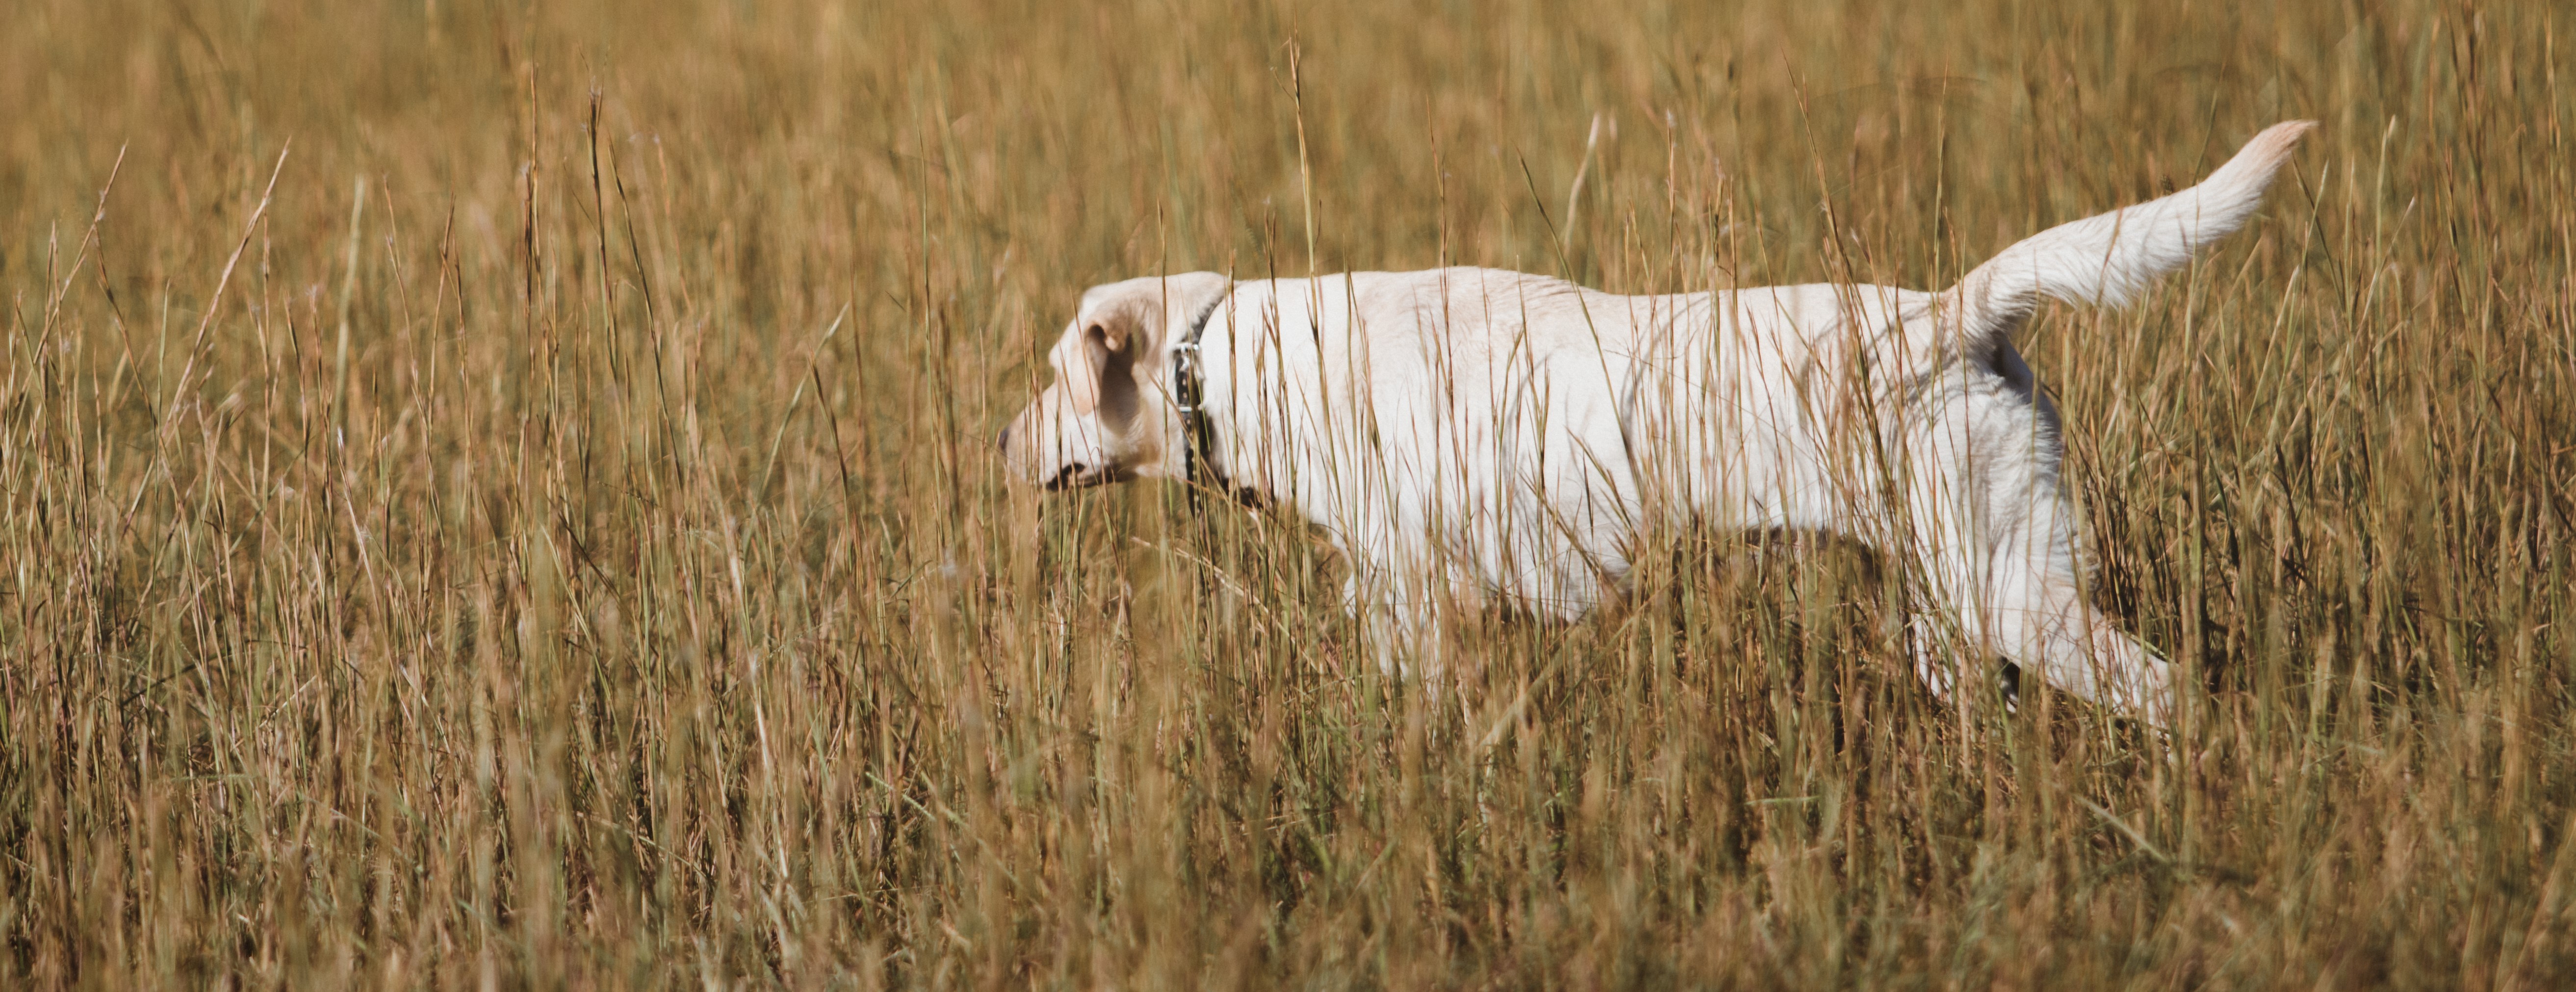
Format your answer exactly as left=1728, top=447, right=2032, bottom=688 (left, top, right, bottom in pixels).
left=1929, top=121, right=2313, bottom=357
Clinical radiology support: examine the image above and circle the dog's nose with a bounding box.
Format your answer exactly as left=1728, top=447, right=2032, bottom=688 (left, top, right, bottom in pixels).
left=997, top=424, right=1011, bottom=453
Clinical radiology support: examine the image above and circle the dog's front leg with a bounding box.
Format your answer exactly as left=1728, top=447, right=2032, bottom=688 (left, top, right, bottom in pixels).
left=1342, top=565, right=1479, bottom=719
left=1341, top=569, right=1440, bottom=680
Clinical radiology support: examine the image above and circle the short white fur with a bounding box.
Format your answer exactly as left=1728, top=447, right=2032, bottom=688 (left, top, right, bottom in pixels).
left=1003, top=122, right=2315, bottom=724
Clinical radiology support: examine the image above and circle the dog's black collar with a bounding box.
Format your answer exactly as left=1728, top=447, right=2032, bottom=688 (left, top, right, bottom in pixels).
left=1171, top=293, right=1228, bottom=510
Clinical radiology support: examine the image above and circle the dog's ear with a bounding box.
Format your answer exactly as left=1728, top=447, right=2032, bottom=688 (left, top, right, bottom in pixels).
left=1057, top=272, right=1229, bottom=424
left=1076, top=271, right=1230, bottom=358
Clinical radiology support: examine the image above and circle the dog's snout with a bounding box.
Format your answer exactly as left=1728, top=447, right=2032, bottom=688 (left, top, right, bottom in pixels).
left=1047, top=462, right=1091, bottom=490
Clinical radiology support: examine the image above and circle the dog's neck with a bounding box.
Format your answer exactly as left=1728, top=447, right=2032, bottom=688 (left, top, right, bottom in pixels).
left=1170, top=293, right=1232, bottom=508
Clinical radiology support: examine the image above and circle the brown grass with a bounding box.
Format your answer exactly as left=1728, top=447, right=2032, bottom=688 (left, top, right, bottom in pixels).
left=1, top=0, right=2571, bottom=986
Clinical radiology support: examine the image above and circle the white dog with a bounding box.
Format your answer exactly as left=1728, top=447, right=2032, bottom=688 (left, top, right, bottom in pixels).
left=1003, top=122, right=2313, bottom=724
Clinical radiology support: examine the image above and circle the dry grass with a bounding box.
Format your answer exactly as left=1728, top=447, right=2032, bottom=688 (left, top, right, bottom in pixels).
left=2, top=0, right=2572, bottom=987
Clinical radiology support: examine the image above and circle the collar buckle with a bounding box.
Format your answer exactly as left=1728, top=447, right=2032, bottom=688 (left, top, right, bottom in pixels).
left=1172, top=298, right=1222, bottom=512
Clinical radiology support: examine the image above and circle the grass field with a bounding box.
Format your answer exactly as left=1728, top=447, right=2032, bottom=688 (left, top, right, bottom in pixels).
left=3, top=0, right=2572, bottom=986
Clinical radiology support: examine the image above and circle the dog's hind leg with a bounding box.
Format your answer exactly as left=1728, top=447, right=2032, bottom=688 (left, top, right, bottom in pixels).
left=1884, top=365, right=2174, bottom=725
left=1962, top=463, right=2173, bottom=723
left=1984, top=546, right=2173, bottom=724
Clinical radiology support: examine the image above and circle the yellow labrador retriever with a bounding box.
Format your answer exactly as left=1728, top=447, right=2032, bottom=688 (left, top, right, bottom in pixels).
left=1003, top=122, right=2312, bottom=724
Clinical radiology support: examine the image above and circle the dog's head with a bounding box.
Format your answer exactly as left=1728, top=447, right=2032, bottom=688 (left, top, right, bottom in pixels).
left=1001, top=272, right=1230, bottom=490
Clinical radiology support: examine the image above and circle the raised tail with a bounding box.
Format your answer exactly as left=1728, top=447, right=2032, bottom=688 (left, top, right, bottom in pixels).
left=1935, top=120, right=2314, bottom=352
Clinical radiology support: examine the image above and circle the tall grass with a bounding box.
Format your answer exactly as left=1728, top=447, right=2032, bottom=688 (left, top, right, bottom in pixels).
left=1, top=0, right=2570, bottom=986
